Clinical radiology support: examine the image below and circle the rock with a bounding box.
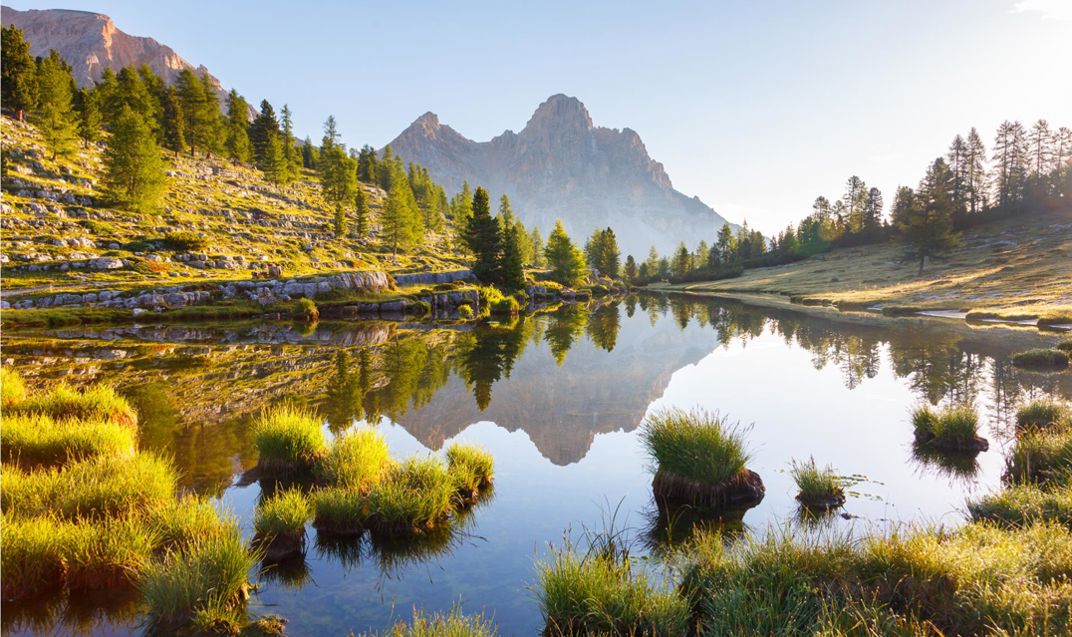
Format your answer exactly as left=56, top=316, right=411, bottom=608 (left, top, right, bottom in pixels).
left=89, top=257, right=125, bottom=270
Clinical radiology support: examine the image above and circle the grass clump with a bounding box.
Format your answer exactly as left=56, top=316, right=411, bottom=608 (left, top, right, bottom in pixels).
left=2, top=453, right=177, bottom=520
left=1056, top=338, right=1072, bottom=354
left=1016, top=399, right=1072, bottom=431
left=446, top=442, right=494, bottom=501
left=7, top=383, right=137, bottom=428
left=368, top=607, right=498, bottom=637
left=317, top=428, right=391, bottom=491
left=1, top=414, right=136, bottom=468
left=537, top=544, right=690, bottom=636
left=254, top=488, right=310, bottom=561
left=1006, top=428, right=1072, bottom=484
left=150, top=496, right=236, bottom=552
left=1012, top=348, right=1070, bottom=369
left=0, top=515, right=72, bottom=600
left=911, top=404, right=987, bottom=451
left=64, top=515, right=157, bottom=590
left=312, top=487, right=365, bottom=535
left=968, top=482, right=1072, bottom=527
left=364, top=458, right=456, bottom=535
left=141, top=530, right=257, bottom=633
left=2, top=367, right=27, bottom=407
left=252, top=403, right=327, bottom=472
left=641, top=408, right=763, bottom=508
left=790, top=457, right=846, bottom=509
left=295, top=297, right=319, bottom=322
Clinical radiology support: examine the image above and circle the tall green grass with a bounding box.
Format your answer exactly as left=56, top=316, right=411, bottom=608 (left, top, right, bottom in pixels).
left=252, top=404, right=327, bottom=471
left=2, top=453, right=177, bottom=519
left=789, top=457, right=845, bottom=507
left=446, top=442, right=494, bottom=498
left=968, top=482, right=1072, bottom=527
left=1016, top=399, right=1072, bottom=430
left=150, top=496, right=236, bottom=552
left=312, top=487, right=366, bottom=534
left=368, top=607, right=498, bottom=637
left=254, top=488, right=310, bottom=538
left=2, top=366, right=27, bottom=407
left=0, top=515, right=72, bottom=600
left=64, top=515, right=157, bottom=590
left=911, top=404, right=982, bottom=447
left=141, top=530, right=257, bottom=632
left=1, top=413, right=136, bottom=468
left=364, top=458, right=456, bottom=534
left=317, top=428, right=390, bottom=490
left=1006, top=428, right=1072, bottom=483
left=641, top=408, right=750, bottom=485
left=7, top=383, right=137, bottom=428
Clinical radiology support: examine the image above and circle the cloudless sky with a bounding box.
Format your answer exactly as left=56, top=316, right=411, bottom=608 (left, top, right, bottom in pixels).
left=7, top=0, right=1071, bottom=233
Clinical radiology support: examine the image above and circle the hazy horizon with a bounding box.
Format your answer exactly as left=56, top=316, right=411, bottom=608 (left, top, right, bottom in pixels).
left=5, top=0, right=1070, bottom=235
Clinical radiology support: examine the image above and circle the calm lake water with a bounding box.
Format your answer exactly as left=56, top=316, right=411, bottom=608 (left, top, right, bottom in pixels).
left=3, top=295, right=1069, bottom=636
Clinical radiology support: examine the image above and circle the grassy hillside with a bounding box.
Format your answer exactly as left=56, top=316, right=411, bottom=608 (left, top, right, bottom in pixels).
left=663, top=209, right=1072, bottom=326
left=1, top=115, right=466, bottom=298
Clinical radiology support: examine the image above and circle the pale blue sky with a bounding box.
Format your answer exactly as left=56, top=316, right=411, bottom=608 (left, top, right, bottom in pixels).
left=8, top=0, right=1071, bottom=233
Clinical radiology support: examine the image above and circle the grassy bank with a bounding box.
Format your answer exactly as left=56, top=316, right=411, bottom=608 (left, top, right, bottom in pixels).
left=658, top=209, right=1072, bottom=328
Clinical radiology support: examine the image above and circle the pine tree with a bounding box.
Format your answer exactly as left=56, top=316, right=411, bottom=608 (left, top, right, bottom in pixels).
left=197, top=72, right=223, bottom=155
left=223, top=90, right=251, bottom=164
left=34, top=50, right=78, bottom=160
left=1, top=25, right=38, bottom=120
left=863, top=187, right=884, bottom=229
left=260, top=133, right=287, bottom=183
left=73, top=87, right=102, bottom=147
left=947, top=135, right=967, bottom=213
left=529, top=227, right=545, bottom=267
left=103, top=106, right=167, bottom=211
left=992, top=120, right=1028, bottom=209
left=624, top=255, right=638, bottom=284
left=464, top=187, right=503, bottom=284
left=356, top=145, right=379, bottom=183
left=161, top=86, right=186, bottom=156
left=319, top=116, right=357, bottom=212
left=381, top=179, right=423, bottom=257
left=672, top=242, right=691, bottom=279
left=901, top=158, right=958, bottom=274
left=544, top=220, right=587, bottom=287
left=354, top=187, right=370, bottom=238
left=498, top=221, right=526, bottom=292
left=301, top=137, right=319, bottom=169
left=842, top=175, right=868, bottom=233
left=965, top=128, right=988, bottom=215
left=176, top=69, right=208, bottom=155
left=280, top=105, right=301, bottom=182
left=451, top=181, right=475, bottom=253
left=333, top=206, right=347, bottom=238
left=599, top=227, right=620, bottom=278
left=890, top=186, right=915, bottom=229
left=716, top=224, right=736, bottom=263
left=108, top=67, right=160, bottom=139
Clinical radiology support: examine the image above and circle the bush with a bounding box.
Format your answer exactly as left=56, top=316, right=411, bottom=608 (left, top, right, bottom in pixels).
left=2, top=367, right=27, bottom=407
left=1012, top=348, right=1070, bottom=369
left=8, top=383, right=137, bottom=428
left=162, top=230, right=208, bottom=252
left=490, top=296, right=520, bottom=316
left=1016, top=399, right=1072, bottom=430
left=295, top=297, right=319, bottom=323
left=317, top=428, right=391, bottom=491
left=252, top=404, right=327, bottom=472
left=641, top=408, right=750, bottom=486
left=1, top=413, right=136, bottom=468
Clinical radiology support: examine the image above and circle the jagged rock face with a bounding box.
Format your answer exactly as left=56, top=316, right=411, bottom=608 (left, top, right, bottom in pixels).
left=387, top=94, right=734, bottom=256
left=1, top=7, right=228, bottom=103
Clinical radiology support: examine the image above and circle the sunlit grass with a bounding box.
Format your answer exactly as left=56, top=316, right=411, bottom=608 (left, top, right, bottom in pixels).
left=911, top=404, right=982, bottom=447
left=1, top=413, right=136, bottom=468
left=1006, top=428, right=1072, bottom=484
left=149, top=496, right=237, bottom=553
left=254, top=488, right=310, bottom=538
left=641, top=407, right=750, bottom=485
left=369, top=607, right=498, bottom=637
left=312, top=487, right=366, bottom=535
left=1016, top=399, right=1072, bottom=431
left=968, top=482, right=1072, bottom=527
left=2, top=367, right=28, bottom=407
left=445, top=442, right=494, bottom=499
left=7, top=383, right=137, bottom=428
left=252, top=403, right=327, bottom=471
left=317, top=427, right=390, bottom=491
left=1012, top=348, right=1070, bottom=369
left=364, top=458, right=456, bottom=534
left=64, top=515, right=157, bottom=591
left=790, top=457, right=845, bottom=507
left=0, top=514, right=72, bottom=600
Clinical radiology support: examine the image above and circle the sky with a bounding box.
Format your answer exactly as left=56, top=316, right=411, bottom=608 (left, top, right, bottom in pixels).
left=7, top=0, right=1071, bottom=234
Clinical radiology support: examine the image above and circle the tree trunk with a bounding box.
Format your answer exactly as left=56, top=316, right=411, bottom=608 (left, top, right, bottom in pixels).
left=918, top=252, right=925, bottom=276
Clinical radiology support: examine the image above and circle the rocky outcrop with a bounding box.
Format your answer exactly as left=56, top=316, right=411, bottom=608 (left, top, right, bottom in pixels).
left=387, top=94, right=735, bottom=256
left=1, top=7, right=232, bottom=107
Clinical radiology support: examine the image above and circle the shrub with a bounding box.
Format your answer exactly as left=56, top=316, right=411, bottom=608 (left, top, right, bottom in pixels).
left=490, top=296, right=520, bottom=316
left=790, top=457, right=845, bottom=508
left=8, top=383, right=137, bottom=428
left=371, top=607, right=498, bottom=637
left=141, top=530, right=256, bottom=632
left=162, top=230, right=208, bottom=252
left=2, top=453, right=177, bottom=520
left=536, top=545, right=689, bottom=636
left=911, top=404, right=985, bottom=450
left=641, top=408, right=750, bottom=486
left=252, top=404, right=327, bottom=472
left=1, top=413, right=136, bottom=468
left=446, top=442, right=494, bottom=500
left=295, top=297, right=319, bottom=323
left=317, top=428, right=391, bottom=491
left=1016, top=399, right=1072, bottom=431
left=2, top=367, right=27, bottom=407
left=254, top=488, right=310, bottom=539
left=1012, top=348, right=1070, bottom=369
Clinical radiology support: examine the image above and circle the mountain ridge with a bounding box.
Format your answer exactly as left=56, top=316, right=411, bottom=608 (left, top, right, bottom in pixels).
left=387, top=94, right=734, bottom=257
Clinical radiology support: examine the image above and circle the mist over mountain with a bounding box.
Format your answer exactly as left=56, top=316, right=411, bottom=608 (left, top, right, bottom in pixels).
left=388, top=94, right=734, bottom=257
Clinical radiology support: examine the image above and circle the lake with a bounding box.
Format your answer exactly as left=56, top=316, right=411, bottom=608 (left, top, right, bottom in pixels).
left=3, top=294, right=1068, bottom=636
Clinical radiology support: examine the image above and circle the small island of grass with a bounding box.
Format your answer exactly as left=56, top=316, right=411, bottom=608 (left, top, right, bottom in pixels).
left=1011, top=348, right=1070, bottom=370
left=911, top=404, right=989, bottom=452
left=790, top=457, right=846, bottom=510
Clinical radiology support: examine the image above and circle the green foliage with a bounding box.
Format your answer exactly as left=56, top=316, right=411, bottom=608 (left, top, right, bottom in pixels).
left=73, top=86, right=102, bottom=146
left=317, top=428, right=391, bottom=491
left=490, top=296, right=520, bottom=316
left=0, top=515, right=71, bottom=599
left=254, top=488, right=310, bottom=537
left=223, top=89, right=251, bottom=163
left=364, top=458, right=457, bottom=533
left=295, top=297, right=319, bottom=323
left=899, top=158, right=959, bottom=274
left=445, top=442, right=494, bottom=496
left=1, top=413, right=136, bottom=469
left=320, top=116, right=358, bottom=207
left=789, top=457, right=844, bottom=505
left=457, top=304, right=475, bottom=319
left=641, top=408, right=750, bottom=485
left=160, top=85, right=186, bottom=155
left=911, top=404, right=980, bottom=445
left=34, top=50, right=78, bottom=160
left=354, top=187, right=371, bottom=238
left=8, top=382, right=137, bottom=428
left=1006, top=427, right=1072, bottom=484
left=1, top=25, right=38, bottom=118
left=150, top=496, right=236, bottom=553
left=1012, top=348, right=1070, bottom=369
left=102, top=105, right=168, bottom=211
left=544, top=219, right=587, bottom=287
left=584, top=227, right=621, bottom=278
left=175, top=69, right=222, bottom=155
left=969, top=482, right=1072, bottom=527
left=464, top=187, right=502, bottom=284
left=2, top=367, right=27, bottom=408
left=498, top=220, right=527, bottom=292
left=1017, top=399, right=1072, bottom=430
left=252, top=404, right=327, bottom=471
left=162, top=230, right=208, bottom=251
left=368, top=607, right=498, bottom=637
left=381, top=177, right=424, bottom=256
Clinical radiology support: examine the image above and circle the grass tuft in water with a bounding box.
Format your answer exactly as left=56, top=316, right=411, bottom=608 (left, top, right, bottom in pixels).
left=1016, top=399, right=1072, bottom=431
left=150, top=496, right=237, bottom=553
left=641, top=407, right=750, bottom=485
left=1006, top=427, right=1072, bottom=484
left=312, top=487, right=366, bottom=535
left=252, top=403, right=327, bottom=472
left=790, top=457, right=845, bottom=508
left=911, top=404, right=984, bottom=449
left=1012, top=348, right=1070, bottom=369
left=0, top=515, right=71, bottom=600
left=64, top=515, right=157, bottom=591
left=255, top=488, right=310, bottom=538
left=445, top=442, right=494, bottom=501
left=364, top=606, right=499, bottom=637
left=364, top=458, right=457, bottom=535
left=1, top=413, right=136, bottom=468
left=317, top=428, right=390, bottom=491
left=7, top=383, right=137, bottom=428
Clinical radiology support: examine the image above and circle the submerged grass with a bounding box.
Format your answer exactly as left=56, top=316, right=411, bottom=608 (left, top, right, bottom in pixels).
left=317, top=428, right=390, bottom=491
left=1, top=413, right=136, bottom=468
left=252, top=403, right=327, bottom=472
left=1016, top=399, right=1072, bottom=431
left=911, top=404, right=984, bottom=448
left=641, top=408, right=750, bottom=485
left=7, top=383, right=137, bottom=428
left=1012, top=348, right=1070, bottom=369
left=790, top=457, right=845, bottom=507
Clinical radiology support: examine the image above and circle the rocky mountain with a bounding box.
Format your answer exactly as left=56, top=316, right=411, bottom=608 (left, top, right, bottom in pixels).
left=1, top=6, right=228, bottom=103
left=387, top=94, right=733, bottom=257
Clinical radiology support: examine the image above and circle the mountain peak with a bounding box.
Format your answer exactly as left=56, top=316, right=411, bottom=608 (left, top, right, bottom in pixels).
left=523, top=93, right=593, bottom=134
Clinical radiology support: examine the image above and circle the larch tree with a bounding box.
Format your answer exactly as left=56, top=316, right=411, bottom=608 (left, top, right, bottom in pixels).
left=544, top=220, right=587, bottom=287
left=34, top=50, right=78, bottom=160
left=965, top=128, right=988, bottom=215
left=354, top=187, right=371, bottom=239
left=73, top=87, right=102, bottom=148
left=223, top=90, right=251, bottom=164
left=381, top=178, right=423, bottom=257
left=991, top=120, right=1028, bottom=209
left=161, top=86, right=186, bottom=156
left=529, top=227, right=545, bottom=267
left=498, top=221, right=527, bottom=292
left=103, top=105, right=167, bottom=211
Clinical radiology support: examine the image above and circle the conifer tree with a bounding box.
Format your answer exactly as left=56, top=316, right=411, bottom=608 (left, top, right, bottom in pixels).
left=354, top=187, right=370, bottom=238
left=260, top=133, right=287, bottom=183
left=498, top=221, right=526, bottom=292
left=223, top=90, right=251, bottom=164
left=249, top=100, right=280, bottom=165
left=176, top=69, right=211, bottom=155
left=34, top=50, right=78, bottom=160
left=992, top=120, right=1028, bottom=209
left=280, top=105, right=301, bottom=182
left=464, top=187, right=503, bottom=284
left=451, top=181, right=475, bottom=253
left=901, top=158, right=957, bottom=274
left=1, top=25, right=38, bottom=120
left=197, top=72, right=224, bottom=155
left=160, top=86, right=186, bottom=156
left=108, top=67, right=160, bottom=139
left=301, top=137, right=319, bottom=169
left=356, top=145, right=379, bottom=183
left=319, top=116, right=357, bottom=214
left=965, top=128, right=988, bottom=214
left=672, top=242, right=691, bottom=279
left=624, top=255, right=638, bottom=284
left=544, top=220, right=587, bottom=287
left=863, top=187, right=884, bottom=230
left=529, top=227, right=545, bottom=267
left=103, top=106, right=167, bottom=211
left=73, top=87, right=102, bottom=147
left=381, top=179, right=423, bottom=257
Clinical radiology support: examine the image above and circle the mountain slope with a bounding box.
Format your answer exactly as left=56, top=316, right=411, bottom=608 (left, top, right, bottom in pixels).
left=1, top=6, right=229, bottom=102
left=387, top=94, right=733, bottom=257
